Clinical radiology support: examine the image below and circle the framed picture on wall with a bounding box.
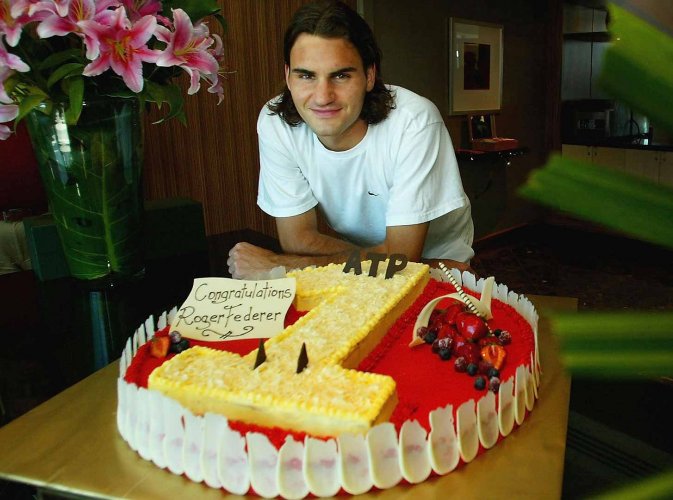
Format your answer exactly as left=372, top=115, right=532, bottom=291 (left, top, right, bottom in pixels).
left=448, top=18, right=503, bottom=115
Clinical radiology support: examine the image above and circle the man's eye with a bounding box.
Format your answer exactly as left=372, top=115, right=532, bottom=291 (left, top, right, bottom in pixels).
left=298, top=74, right=313, bottom=80
left=334, top=73, right=349, bottom=80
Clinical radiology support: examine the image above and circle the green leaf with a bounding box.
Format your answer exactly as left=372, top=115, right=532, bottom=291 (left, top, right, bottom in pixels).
left=551, top=311, right=673, bottom=377
left=594, top=469, right=673, bottom=499
left=38, top=49, right=83, bottom=70
left=64, top=77, right=84, bottom=125
left=213, top=13, right=227, bottom=32
left=143, top=80, right=185, bottom=123
left=16, top=93, right=48, bottom=123
left=599, top=4, right=673, bottom=135
left=47, top=63, right=84, bottom=89
left=519, top=154, right=673, bottom=249
left=162, top=0, right=220, bottom=21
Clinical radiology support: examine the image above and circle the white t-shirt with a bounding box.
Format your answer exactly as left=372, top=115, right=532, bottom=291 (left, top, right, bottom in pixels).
left=256, top=85, right=474, bottom=262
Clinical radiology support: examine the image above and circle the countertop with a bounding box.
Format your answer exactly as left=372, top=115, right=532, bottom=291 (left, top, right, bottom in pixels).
left=562, top=139, right=673, bottom=152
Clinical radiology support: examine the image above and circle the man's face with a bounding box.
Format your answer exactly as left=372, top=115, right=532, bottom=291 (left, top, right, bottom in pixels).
left=285, top=34, right=375, bottom=151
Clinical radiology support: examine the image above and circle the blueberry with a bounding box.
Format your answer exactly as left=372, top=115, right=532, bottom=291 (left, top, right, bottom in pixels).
left=489, top=377, right=501, bottom=393
left=487, top=367, right=500, bottom=378
left=493, top=329, right=503, bottom=337
left=467, top=363, right=478, bottom=376
left=438, top=348, right=452, bottom=360
left=474, top=376, right=487, bottom=390
left=170, top=338, right=191, bottom=353
left=169, top=330, right=182, bottom=344
left=454, top=356, right=468, bottom=372
left=424, top=329, right=438, bottom=344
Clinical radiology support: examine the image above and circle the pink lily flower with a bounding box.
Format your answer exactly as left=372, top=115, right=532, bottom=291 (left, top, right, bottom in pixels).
left=120, top=0, right=161, bottom=21
left=155, top=8, right=221, bottom=97
left=0, top=0, right=34, bottom=46
left=36, top=0, right=118, bottom=59
left=0, top=103, right=18, bottom=140
left=29, top=0, right=71, bottom=17
left=10, top=0, right=39, bottom=17
left=0, top=35, right=30, bottom=72
left=81, top=7, right=160, bottom=93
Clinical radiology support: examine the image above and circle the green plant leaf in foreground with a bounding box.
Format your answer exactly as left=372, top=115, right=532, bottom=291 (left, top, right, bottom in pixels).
left=599, top=3, right=673, bottom=135
left=519, top=154, right=673, bottom=250
left=551, top=311, right=673, bottom=377
left=592, top=469, right=673, bottom=500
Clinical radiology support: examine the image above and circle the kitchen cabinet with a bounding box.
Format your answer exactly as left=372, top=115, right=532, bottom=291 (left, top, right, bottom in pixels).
left=624, top=149, right=673, bottom=187
left=562, top=144, right=673, bottom=186
left=562, top=4, right=610, bottom=100
left=561, top=144, right=625, bottom=171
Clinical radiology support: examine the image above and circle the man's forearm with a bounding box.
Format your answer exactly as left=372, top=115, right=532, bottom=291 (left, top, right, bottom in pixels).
left=274, top=253, right=471, bottom=275
left=269, top=251, right=354, bottom=271
left=278, top=231, right=390, bottom=270
left=279, top=228, right=355, bottom=256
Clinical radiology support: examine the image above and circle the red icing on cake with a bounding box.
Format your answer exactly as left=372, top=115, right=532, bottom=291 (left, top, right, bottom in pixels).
left=123, top=278, right=535, bottom=450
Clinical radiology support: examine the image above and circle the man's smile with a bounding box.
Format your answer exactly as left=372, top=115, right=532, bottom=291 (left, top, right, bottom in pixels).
left=310, top=108, right=341, bottom=118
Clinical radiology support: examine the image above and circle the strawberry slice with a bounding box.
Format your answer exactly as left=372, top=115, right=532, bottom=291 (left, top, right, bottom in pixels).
left=149, top=336, right=170, bottom=358
left=481, top=344, right=507, bottom=370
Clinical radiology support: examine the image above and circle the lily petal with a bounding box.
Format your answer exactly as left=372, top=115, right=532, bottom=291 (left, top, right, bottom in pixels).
left=0, top=103, right=18, bottom=121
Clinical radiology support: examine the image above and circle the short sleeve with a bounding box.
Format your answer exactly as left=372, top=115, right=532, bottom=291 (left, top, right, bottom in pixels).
left=256, top=110, right=318, bottom=218
left=386, top=121, right=467, bottom=226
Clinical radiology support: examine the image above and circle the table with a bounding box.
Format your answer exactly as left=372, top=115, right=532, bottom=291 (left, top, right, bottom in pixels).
left=0, top=295, right=574, bottom=499
left=455, top=148, right=528, bottom=240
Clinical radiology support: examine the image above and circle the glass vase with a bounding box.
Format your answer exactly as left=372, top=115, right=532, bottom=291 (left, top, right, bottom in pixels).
left=25, top=98, right=145, bottom=281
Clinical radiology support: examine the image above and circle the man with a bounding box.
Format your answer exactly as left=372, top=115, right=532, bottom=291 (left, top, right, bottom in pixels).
left=228, top=0, right=473, bottom=279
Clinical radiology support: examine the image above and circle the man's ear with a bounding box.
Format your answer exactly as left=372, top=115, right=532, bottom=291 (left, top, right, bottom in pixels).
left=366, top=64, right=376, bottom=92
left=285, top=64, right=290, bottom=85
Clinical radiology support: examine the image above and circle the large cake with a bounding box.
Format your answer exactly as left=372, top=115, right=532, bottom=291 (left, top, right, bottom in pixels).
left=117, top=260, right=539, bottom=498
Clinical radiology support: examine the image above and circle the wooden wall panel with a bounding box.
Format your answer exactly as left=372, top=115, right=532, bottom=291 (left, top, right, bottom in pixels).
left=143, top=0, right=356, bottom=238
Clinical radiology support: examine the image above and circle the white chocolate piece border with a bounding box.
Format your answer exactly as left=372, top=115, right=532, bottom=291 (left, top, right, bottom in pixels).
left=117, top=271, right=540, bottom=498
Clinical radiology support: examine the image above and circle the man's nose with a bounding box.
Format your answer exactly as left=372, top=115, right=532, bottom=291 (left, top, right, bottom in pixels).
left=314, top=79, right=335, bottom=104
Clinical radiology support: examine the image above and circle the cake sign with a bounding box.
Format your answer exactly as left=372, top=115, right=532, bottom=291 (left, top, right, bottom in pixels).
left=343, top=251, right=408, bottom=278
left=172, top=278, right=296, bottom=341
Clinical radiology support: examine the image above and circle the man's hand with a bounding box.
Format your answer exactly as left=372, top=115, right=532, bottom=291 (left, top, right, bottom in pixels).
left=227, top=242, right=281, bottom=279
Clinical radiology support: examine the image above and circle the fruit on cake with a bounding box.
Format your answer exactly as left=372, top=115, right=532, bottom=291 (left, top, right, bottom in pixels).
left=117, top=259, right=539, bottom=498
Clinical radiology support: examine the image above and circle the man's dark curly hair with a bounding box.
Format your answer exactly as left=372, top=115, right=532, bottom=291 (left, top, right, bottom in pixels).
left=267, top=0, right=395, bottom=126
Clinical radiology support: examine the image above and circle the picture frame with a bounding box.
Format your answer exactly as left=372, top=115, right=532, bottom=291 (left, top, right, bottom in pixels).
left=467, top=114, right=496, bottom=142
left=467, top=113, right=519, bottom=151
left=448, top=18, right=503, bottom=115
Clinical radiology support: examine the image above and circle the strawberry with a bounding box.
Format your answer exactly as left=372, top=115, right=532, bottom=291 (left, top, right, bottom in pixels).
left=455, top=311, right=488, bottom=342
left=429, top=308, right=445, bottom=327
left=149, top=336, right=170, bottom=358
left=442, top=301, right=466, bottom=325
left=478, top=360, right=494, bottom=374
left=432, top=336, right=454, bottom=354
left=437, top=323, right=458, bottom=340
left=455, top=340, right=481, bottom=364
left=481, top=344, right=507, bottom=370
left=497, top=329, right=513, bottom=345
